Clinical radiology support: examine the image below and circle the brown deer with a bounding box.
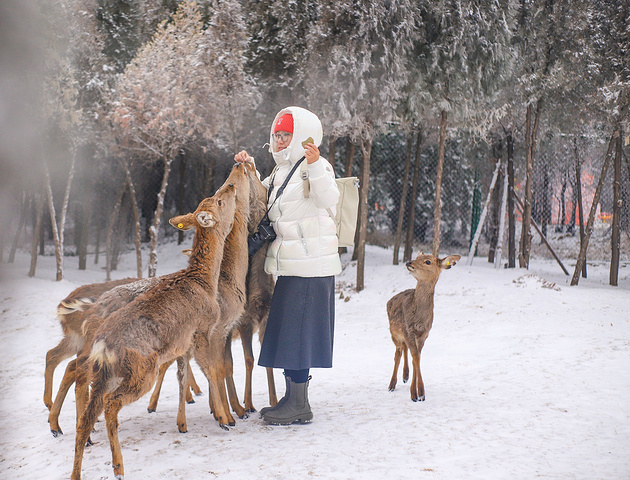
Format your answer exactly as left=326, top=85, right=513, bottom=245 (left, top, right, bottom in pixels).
left=47, top=275, right=201, bottom=437
left=149, top=161, right=277, bottom=418
left=387, top=252, right=461, bottom=402
left=71, top=181, right=237, bottom=480
left=44, top=278, right=137, bottom=411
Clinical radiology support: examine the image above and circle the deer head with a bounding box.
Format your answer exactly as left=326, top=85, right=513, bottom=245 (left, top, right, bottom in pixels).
left=405, top=252, right=462, bottom=285
left=169, top=183, right=237, bottom=236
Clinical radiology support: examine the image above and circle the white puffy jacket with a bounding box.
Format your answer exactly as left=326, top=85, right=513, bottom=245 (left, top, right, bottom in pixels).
left=262, top=107, right=342, bottom=277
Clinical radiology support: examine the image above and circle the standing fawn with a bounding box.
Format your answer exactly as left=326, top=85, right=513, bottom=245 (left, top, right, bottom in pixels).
left=387, top=252, right=461, bottom=402
left=71, top=182, right=237, bottom=480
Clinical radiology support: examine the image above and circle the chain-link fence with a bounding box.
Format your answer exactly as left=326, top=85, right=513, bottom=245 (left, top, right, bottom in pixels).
left=324, top=127, right=630, bottom=266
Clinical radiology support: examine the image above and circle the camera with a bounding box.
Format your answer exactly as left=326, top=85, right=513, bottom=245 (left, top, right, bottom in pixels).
left=248, top=218, right=276, bottom=256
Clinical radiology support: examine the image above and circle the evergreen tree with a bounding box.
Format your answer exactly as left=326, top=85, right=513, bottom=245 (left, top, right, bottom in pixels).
left=303, top=0, right=422, bottom=291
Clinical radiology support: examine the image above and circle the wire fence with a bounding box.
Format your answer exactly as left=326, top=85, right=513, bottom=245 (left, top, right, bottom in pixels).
left=325, top=127, right=630, bottom=266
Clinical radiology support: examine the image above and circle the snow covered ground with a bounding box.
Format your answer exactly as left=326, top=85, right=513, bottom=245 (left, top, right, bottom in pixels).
left=0, top=243, right=628, bottom=480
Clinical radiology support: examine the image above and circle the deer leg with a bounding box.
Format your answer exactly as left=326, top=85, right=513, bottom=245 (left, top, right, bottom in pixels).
left=147, top=359, right=173, bottom=413
left=414, top=339, right=426, bottom=402
left=257, top=318, right=278, bottom=406
left=239, top=324, right=256, bottom=412
left=48, top=358, right=77, bottom=436
left=176, top=356, right=189, bottom=433
left=71, top=365, right=108, bottom=480
left=44, top=336, right=77, bottom=409
left=187, top=363, right=202, bottom=396
left=408, top=344, right=420, bottom=402
left=266, top=367, right=278, bottom=407
left=224, top=333, right=247, bottom=419
left=388, top=343, right=403, bottom=392
left=402, top=344, right=410, bottom=383
left=210, top=331, right=236, bottom=426
left=74, top=353, right=93, bottom=446
left=104, top=397, right=125, bottom=480
left=193, top=335, right=231, bottom=430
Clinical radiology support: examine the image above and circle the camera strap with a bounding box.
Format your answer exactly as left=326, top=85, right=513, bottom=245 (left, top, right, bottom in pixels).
left=263, top=156, right=305, bottom=220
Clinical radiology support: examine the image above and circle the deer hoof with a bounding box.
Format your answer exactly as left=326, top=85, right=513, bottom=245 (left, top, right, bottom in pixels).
left=219, top=423, right=230, bottom=431
left=186, top=399, right=195, bottom=405
left=178, top=424, right=188, bottom=433
left=147, top=407, right=156, bottom=413
left=51, top=428, right=63, bottom=437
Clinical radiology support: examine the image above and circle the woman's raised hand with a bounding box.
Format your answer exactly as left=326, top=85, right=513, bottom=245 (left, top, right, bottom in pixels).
left=235, top=150, right=253, bottom=163
left=304, top=143, right=320, bottom=164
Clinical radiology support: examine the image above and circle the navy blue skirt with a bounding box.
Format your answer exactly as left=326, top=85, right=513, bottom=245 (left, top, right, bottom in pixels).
left=258, top=275, right=335, bottom=370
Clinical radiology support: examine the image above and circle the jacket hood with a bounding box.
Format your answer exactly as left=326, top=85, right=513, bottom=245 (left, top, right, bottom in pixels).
left=269, top=106, right=323, bottom=165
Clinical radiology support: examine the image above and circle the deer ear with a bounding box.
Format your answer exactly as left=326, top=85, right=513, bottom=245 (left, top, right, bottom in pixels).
left=441, top=254, right=462, bottom=269
left=196, top=211, right=216, bottom=228
left=169, top=213, right=195, bottom=231
left=181, top=248, right=192, bottom=257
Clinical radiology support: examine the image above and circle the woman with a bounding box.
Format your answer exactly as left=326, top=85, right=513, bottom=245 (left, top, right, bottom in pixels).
left=234, top=106, right=341, bottom=425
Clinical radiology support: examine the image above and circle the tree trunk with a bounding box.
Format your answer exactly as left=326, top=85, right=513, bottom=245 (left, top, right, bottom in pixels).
left=520, top=100, right=541, bottom=268
left=8, top=191, right=28, bottom=263
left=520, top=105, right=533, bottom=268
left=610, top=129, right=622, bottom=286
left=541, top=164, right=550, bottom=239
left=432, top=110, right=447, bottom=256
left=148, top=157, right=174, bottom=278
left=345, top=138, right=356, bottom=176
left=356, top=138, right=372, bottom=292
left=94, top=216, right=101, bottom=265
left=77, top=198, right=90, bottom=270
left=43, top=152, right=77, bottom=281
left=574, top=140, right=587, bottom=277
left=393, top=132, right=414, bottom=265
left=467, top=159, right=501, bottom=266
left=558, top=175, right=567, bottom=231
left=105, top=184, right=126, bottom=281
left=488, top=141, right=502, bottom=263
left=570, top=131, right=617, bottom=286
left=404, top=129, right=423, bottom=262
left=124, top=161, right=143, bottom=279
left=328, top=136, right=336, bottom=168
left=494, top=162, right=509, bottom=269
left=177, top=156, right=186, bottom=245
left=506, top=129, right=516, bottom=268
left=28, top=193, right=45, bottom=278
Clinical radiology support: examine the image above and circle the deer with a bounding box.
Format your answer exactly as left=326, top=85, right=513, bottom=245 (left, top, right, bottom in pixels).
left=71, top=180, right=237, bottom=480
left=387, top=252, right=461, bottom=402
left=46, top=275, right=202, bottom=437
left=148, top=160, right=277, bottom=419
left=44, top=278, right=138, bottom=411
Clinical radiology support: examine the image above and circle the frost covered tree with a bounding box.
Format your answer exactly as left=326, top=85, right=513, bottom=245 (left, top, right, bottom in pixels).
left=303, top=0, right=422, bottom=291
left=243, top=0, right=316, bottom=116
left=110, top=0, right=219, bottom=277
left=206, top=0, right=260, bottom=153
left=406, top=0, right=514, bottom=257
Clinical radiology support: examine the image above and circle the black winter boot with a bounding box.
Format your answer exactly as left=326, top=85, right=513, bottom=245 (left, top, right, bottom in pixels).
left=262, top=377, right=313, bottom=425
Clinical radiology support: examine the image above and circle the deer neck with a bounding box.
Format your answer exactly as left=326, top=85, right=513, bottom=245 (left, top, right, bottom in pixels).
left=413, top=281, right=436, bottom=309
left=186, top=227, right=228, bottom=290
